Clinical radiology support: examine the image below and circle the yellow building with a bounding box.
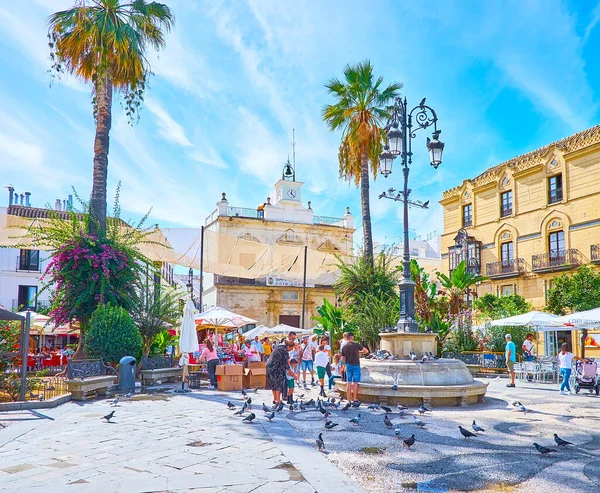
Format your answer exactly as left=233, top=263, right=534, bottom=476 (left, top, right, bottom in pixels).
left=440, top=125, right=600, bottom=355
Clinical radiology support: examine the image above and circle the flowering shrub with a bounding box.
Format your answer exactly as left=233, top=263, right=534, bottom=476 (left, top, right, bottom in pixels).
left=0, top=321, right=21, bottom=371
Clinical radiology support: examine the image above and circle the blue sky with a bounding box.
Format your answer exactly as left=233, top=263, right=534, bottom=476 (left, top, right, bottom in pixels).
left=1, top=0, right=599, bottom=249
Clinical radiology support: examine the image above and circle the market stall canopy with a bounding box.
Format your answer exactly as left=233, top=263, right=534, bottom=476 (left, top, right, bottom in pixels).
left=241, top=325, right=272, bottom=339
left=0, top=308, right=24, bottom=321
left=17, top=311, right=50, bottom=324
left=487, top=311, right=560, bottom=328
left=194, top=306, right=258, bottom=329
left=552, top=307, right=600, bottom=329
left=268, top=323, right=311, bottom=336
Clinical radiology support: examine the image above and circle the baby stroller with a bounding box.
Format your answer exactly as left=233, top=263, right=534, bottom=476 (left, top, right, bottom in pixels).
left=573, top=359, right=600, bottom=395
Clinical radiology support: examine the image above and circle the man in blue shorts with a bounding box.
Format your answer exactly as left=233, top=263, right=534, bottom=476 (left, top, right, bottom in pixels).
left=340, top=333, right=368, bottom=402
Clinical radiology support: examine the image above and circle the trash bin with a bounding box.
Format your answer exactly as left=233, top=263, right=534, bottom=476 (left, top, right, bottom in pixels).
left=118, top=356, right=136, bottom=393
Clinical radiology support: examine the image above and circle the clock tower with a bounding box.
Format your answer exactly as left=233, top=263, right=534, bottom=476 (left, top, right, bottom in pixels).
left=273, top=159, right=303, bottom=205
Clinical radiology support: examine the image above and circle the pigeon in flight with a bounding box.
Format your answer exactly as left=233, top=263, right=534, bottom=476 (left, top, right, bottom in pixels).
left=458, top=425, right=478, bottom=439
left=512, top=400, right=522, bottom=407
left=227, top=401, right=236, bottom=410
left=384, top=415, right=394, bottom=428
left=111, top=397, right=120, bottom=407
left=263, top=403, right=271, bottom=413
left=102, top=411, right=115, bottom=422
left=403, top=434, right=416, bottom=448
left=350, top=413, right=362, bottom=425
left=316, top=433, right=325, bottom=452
left=264, top=411, right=275, bottom=422
left=472, top=420, right=485, bottom=433
left=325, top=421, right=338, bottom=430
left=297, top=393, right=305, bottom=399
left=533, top=442, right=556, bottom=455
left=413, top=416, right=426, bottom=428
left=381, top=405, right=392, bottom=413
left=242, top=413, right=256, bottom=423
left=554, top=434, right=572, bottom=446
left=341, top=402, right=351, bottom=412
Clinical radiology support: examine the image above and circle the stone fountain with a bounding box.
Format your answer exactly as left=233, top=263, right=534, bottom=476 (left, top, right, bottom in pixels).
left=337, top=332, right=488, bottom=407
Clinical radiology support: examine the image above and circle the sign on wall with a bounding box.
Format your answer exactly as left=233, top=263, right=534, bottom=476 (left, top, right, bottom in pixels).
left=266, top=276, right=313, bottom=288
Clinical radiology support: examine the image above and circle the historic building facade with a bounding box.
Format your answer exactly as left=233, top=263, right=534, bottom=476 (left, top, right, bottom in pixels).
left=440, top=125, right=600, bottom=355
left=202, top=162, right=355, bottom=329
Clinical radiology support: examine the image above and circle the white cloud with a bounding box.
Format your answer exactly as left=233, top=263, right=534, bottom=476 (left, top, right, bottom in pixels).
left=585, top=3, right=600, bottom=42
left=145, top=98, right=192, bottom=148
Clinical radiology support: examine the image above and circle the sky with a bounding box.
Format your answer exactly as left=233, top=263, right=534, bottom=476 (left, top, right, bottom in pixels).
left=1, top=0, right=599, bottom=251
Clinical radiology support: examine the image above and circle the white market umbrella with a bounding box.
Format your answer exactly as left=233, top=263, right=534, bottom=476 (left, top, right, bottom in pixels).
left=487, top=311, right=560, bottom=328
left=267, top=323, right=311, bottom=336
left=177, top=300, right=198, bottom=393
left=553, top=307, right=600, bottom=329
left=194, top=306, right=258, bottom=329
left=242, top=325, right=271, bottom=339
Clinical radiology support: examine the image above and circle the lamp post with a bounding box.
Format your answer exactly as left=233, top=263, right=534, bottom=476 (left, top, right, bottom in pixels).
left=379, top=97, right=444, bottom=333
left=187, top=267, right=194, bottom=307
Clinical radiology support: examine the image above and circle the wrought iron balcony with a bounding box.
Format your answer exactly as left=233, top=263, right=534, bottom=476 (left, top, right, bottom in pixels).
left=592, top=244, right=600, bottom=264
left=486, top=258, right=526, bottom=278
left=531, top=249, right=584, bottom=273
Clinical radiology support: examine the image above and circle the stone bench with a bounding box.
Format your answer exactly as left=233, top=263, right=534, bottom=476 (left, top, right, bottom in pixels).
left=140, top=367, right=182, bottom=385
left=66, top=359, right=117, bottom=401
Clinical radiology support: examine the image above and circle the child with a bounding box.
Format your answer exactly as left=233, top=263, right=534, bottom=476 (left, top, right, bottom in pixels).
left=314, top=345, right=330, bottom=398
left=329, top=353, right=342, bottom=390
left=287, top=359, right=298, bottom=404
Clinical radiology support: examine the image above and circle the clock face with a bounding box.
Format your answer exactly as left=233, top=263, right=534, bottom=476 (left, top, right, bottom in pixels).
left=286, top=188, right=297, bottom=199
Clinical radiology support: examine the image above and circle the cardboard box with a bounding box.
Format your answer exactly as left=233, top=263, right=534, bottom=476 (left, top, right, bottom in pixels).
left=216, top=364, right=244, bottom=376
left=247, top=361, right=267, bottom=369
left=217, top=375, right=243, bottom=391
left=243, top=367, right=267, bottom=389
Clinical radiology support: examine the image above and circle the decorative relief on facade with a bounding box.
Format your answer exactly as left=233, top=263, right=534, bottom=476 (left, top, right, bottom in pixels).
left=549, top=158, right=560, bottom=169
left=240, top=233, right=261, bottom=243
left=463, top=191, right=470, bottom=200
left=549, top=220, right=562, bottom=230
left=276, top=229, right=304, bottom=245
left=501, top=232, right=511, bottom=240
left=317, top=240, right=341, bottom=252
left=501, top=176, right=510, bottom=187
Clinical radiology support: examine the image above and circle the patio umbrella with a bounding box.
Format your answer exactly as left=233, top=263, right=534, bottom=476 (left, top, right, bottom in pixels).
left=487, top=311, right=560, bottom=328
left=554, top=307, right=600, bottom=328
left=194, top=306, right=258, bottom=329
left=242, top=325, right=271, bottom=339
left=267, top=323, right=311, bottom=337
left=176, top=300, right=198, bottom=393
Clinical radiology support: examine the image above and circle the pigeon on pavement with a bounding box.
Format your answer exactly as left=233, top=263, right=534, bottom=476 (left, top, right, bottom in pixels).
left=512, top=400, right=522, bottom=407
left=341, top=402, right=351, bottom=412
left=394, top=427, right=402, bottom=437
left=533, top=442, right=556, bottom=455
left=111, top=397, right=120, bottom=407
left=324, top=421, right=338, bottom=430
left=417, top=403, right=431, bottom=415
left=554, top=434, right=572, bottom=446
left=472, top=420, right=485, bottom=433
left=458, top=425, right=478, bottom=438
left=276, top=401, right=284, bottom=413
left=368, top=403, right=379, bottom=410
left=413, top=416, right=426, bottom=428
left=264, top=411, right=275, bottom=422
left=316, top=433, right=325, bottom=452
left=384, top=415, right=393, bottom=428
left=241, top=389, right=247, bottom=397
left=323, top=411, right=331, bottom=420
left=381, top=405, right=392, bottom=413
left=403, top=434, right=416, bottom=448
left=409, top=351, right=417, bottom=361
left=246, top=397, right=252, bottom=406
left=350, top=413, right=362, bottom=425
left=306, top=399, right=315, bottom=407
left=397, top=404, right=408, bottom=411
left=227, top=401, right=236, bottom=410
left=289, top=404, right=294, bottom=412
left=242, top=413, right=256, bottom=423
left=125, top=391, right=133, bottom=398
left=300, top=401, right=307, bottom=411
left=102, top=411, right=115, bottom=422
left=263, top=403, right=271, bottom=413
left=518, top=405, right=528, bottom=415
left=352, top=400, right=361, bottom=408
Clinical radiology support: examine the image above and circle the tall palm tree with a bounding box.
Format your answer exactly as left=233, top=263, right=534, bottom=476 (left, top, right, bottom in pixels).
left=48, top=0, right=174, bottom=236
left=323, top=61, right=402, bottom=263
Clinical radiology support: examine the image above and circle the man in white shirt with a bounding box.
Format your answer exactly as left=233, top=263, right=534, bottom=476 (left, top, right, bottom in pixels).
left=522, top=333, right=535, bottom=361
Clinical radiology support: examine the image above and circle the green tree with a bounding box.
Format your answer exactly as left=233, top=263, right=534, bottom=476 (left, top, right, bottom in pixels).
left=546, top=266, right=600, bottom=315
left=474, top=294, right=531, bottom=321
left=48, top=0, right=174, bottom=236
left=312, top=298, right=353, bottom=351
left=351, top=292, right=399, bottom=351
left=322, top=61, right=402, bottom=261
left=436, top=261, right=486, bottom=316
left=86, top=303, right=142, bottom=364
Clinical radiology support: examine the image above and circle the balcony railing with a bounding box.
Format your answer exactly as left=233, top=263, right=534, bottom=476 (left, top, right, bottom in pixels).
left=313, top=215, right=344, bottom=226
left=226, top=207, right=260, bottom=219
left=16, top=256, right=41, bottom=272
left=532, top=249, right=583, bottom=272
left=486, top=258, right=526, bottom=278
left=592, top=244, right=600, bottom=264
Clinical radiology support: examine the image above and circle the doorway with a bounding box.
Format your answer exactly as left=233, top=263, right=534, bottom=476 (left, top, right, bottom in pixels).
left=279, top=315, right=300, bottom=328
left=544, top=330, right=573, bottom=356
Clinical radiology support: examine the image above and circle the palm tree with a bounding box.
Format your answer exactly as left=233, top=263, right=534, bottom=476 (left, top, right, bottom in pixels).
left=323, top=61, right=402, bottom=262
left=48, top=0, right=174, bottom=236
left=436, top=261, right=486, bottom=317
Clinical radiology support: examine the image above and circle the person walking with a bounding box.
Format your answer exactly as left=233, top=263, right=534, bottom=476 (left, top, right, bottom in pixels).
left=505, top=334, right=516, bottom=388
left=315, top=345, right=329, bottom=397
left=340, top=332, right=368, bottom=402
left=200, top=339, right=220, bottom=390
left=266, top=341, right=293, bottom=406
left=300, top=336, right=316, bottom=389
left=558, top=343, right=581, bottom=395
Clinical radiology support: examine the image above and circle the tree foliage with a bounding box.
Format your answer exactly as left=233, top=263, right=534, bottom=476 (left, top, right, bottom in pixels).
left=436, top=261, right=486, bottom=316
left=312, top=298, right=353, bottom=351
left=546, top=266, right=600, bottom=315
left=86, top=303, right=142, bottom=364
left=351, top=293, right=399, bottom=351
left=474, top=294, right=531, bottom=321
left=0, top=321, right=21, bottom=372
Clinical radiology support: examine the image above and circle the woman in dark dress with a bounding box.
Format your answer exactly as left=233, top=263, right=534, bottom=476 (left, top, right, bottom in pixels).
left=266, top=341, right=293, bottom=405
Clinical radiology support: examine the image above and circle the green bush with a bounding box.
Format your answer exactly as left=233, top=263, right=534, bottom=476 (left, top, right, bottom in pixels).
left=85, top=304, right=142, bottom=364
left=482, top=324, right=533, bottom=354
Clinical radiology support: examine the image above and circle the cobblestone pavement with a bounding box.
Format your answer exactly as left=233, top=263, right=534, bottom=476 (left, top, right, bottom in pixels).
left=1, top=377, right=599, bottom=492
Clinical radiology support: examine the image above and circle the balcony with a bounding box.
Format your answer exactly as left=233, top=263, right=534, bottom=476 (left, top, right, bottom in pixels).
left=486, top=258, right=526, bottom=279
left=592, top=244, right=600, bottom=264
left=531, top=249, right=584, bottom=273
left=313, top=215, right=344, bottom=226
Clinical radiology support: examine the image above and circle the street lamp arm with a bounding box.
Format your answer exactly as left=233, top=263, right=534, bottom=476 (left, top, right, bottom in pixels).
left=407, top=103, right=438, bottom=138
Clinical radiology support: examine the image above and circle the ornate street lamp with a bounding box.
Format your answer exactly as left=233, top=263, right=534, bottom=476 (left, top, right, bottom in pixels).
left=378, top=97, right=445, bottom=333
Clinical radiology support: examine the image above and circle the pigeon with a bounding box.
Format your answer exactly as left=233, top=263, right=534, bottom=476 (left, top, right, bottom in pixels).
left=417, top=404, right=431, bottom=415
left=419, top=97, right=426, bottom=107
left=241, top=389, right=247, bottom=397
left=306, top=399, right=315, bottom=407
left=398, top=409, right=405, bottom=418
left=391, top=385, right=398, bottom=391
left=241, top=401, right=248, bottom=412
left=350, top=413, right=362, bottom=425
left=409, top=351, right=417, bottom=361
left=472, top=420, right=485, bottom=433
left=554, top=434, right=572, bottom=446
left=263, top=403, right=271, bottom=413
left=413, top=416, right=426, bottom=428
left=329, top=398, right=336, bottom=404
left=246, top=397, right=252, bottom=406
left=341, top=402, right=351, bottom=412
left=227, top=401, right=236, bottom=410
left=323, top=411, right=331, bottom=420
left=300, top=401, right=307, bottom=411
left=419, top=355, right=429, bottom=364
left=512, top=400, right=523, bottom=407
left=381, top=405, right=392, bottom=413
left=234, top=403, right=247, bottom=415
left=242, top=413, right=256, bottom=423
left=111, top=397, right=120, bottom=407
left=289, top=404, right=294, bottom=412
left=316, top=433, right=325, bottom=452
left=276, top=401, right=284, bottom=413
left=264, top=411, right=275, bottom=422
left=325, top=421, right=339, bottom=430
left=397, top=404, right=408, bottom=411
left=403, top=434, right=416, bottom=448
left=368, top=403, right=379, bottom=410
left=332, top=401, right=341, bottom=409
left=125, top=391, right=133, bottom=398
left=352, top=400, right=361, bottom=408
left=297, top=393, right=305, bottom=399
left=533, top=442, right=556, bottom=455
left=384, top=415, right=394, bottom=428
left=518, top=405, right=528, bottom=415
left=458, top=425, right=478, bottom=439
left=102, top=411, right=115, bottom=422
left=394, top=427, right=402, bottom=437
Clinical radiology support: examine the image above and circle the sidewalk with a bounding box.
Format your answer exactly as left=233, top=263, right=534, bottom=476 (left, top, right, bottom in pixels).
left=0, top=388, right=365, bottom=493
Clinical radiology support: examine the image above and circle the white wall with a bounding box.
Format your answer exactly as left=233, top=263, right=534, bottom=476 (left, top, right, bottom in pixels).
left=0, top=247, right=52, bottom=310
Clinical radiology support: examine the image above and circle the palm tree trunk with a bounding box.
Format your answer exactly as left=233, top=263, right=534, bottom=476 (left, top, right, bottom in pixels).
left=360, top=153, right=374, bottom=264
left=89, top=78, right=113, bottom=237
